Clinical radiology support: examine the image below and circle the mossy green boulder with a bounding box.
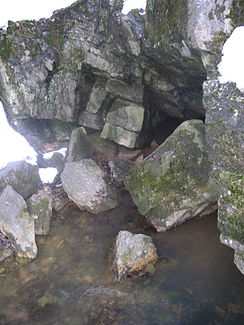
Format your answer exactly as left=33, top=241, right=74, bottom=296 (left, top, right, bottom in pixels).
left=124, top=120, right=218, bottom=231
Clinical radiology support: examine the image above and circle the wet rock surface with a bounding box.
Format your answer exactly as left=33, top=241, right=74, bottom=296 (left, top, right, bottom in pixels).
left=61, top=159, right=119, bottom=214
left=125, top=120, right=218, bottom=231
left=0, top=185, right=37, bottom=259
left=113, top=230, right=158, bottom=280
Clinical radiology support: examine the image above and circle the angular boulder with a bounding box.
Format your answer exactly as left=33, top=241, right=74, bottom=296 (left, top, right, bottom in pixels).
left=27, top=187, right=53, bottom=235
left=0, top=185, right=37, bottom=259
left=0, top=161, right=41, bottom=199
left=65, top=127, right=91, bottom=162
left=61, top=160, right=119, bottom=214
left=125, top=120, right=218, bottom=232
left=113, top=230, right=158, bottom=280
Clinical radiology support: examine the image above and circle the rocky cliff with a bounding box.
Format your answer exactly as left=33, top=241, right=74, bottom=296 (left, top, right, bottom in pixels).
left=0, top=0, right=206, bottom=148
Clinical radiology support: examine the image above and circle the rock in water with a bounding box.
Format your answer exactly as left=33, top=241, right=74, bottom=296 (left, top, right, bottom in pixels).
left=0, top=161, right=41, bottom=199
left=125, top=120, right=218, bottom=232
left=113, top=230, right=158, bottom=280
left=0, top=185, right=37, bottom=259
left=27, top=187, right=53, bottom=235
left=61, top=160, right=119, bottom=214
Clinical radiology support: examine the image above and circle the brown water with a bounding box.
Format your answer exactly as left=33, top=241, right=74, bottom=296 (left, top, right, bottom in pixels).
left=0, top=190, right=244, bottom=325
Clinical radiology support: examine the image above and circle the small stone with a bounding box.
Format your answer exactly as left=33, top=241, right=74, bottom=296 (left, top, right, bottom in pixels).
left=113, top=230, right=158, bottom=280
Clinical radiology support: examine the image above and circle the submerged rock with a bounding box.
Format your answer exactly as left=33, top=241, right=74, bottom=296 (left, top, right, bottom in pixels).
left=27, top=187, right=53, bottom=235
left=125, top=120, right=218, bottom=232
left=0, top=161, right=41, bottom=199
left=61, top=160, right=119, bottom=214
left=113, top=230, right=158, bottom=280
left=0, top=185, right=37, bottom=259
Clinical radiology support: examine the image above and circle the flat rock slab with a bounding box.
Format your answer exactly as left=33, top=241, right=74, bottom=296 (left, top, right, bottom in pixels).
left=0, top=161, right=41, bottom=199
left=61, top=159, right=119, bottom=214
left=0, top=185, right=37, bottom=259
left=113, top=230, right=158, bottom=280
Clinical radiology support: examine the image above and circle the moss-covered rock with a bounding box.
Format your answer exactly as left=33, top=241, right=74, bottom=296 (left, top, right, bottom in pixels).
left=125, top=120, right=218, bottom=231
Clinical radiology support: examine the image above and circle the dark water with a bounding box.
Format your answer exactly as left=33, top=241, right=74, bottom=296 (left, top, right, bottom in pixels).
left=0, top=190, right=244, bottom=325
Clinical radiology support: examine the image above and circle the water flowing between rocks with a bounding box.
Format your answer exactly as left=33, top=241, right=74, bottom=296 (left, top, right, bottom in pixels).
left=0, top=190, right=244, bottom=325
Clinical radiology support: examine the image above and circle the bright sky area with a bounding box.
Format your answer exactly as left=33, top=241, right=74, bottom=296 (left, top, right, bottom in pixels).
left=0, top=1, right=243, bottom=182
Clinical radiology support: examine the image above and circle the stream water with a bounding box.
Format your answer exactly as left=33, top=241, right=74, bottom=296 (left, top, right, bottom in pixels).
left=0, top=190, right=244, bottom=325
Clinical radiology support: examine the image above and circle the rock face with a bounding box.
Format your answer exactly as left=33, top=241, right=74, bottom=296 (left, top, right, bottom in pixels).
left=204, top=81, right=244, bottom=172
left=0, top=0, right=208, bottom=148
left=201, top=12, right=244, bottom=274
left=0, top=185, right=37, bottom=259
left=27, top=187, right=53, bottom=235
left=0, top=161, right=41, bottom=199
left=113, top=230, right=158, bottom=280
left=61, top=160, right=118, bottom=214
left=125, top=120, right=218, bottom=231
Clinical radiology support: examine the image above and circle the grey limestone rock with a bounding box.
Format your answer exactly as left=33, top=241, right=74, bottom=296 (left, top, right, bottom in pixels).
left=27, top=186, right=53, bottom=235
left=65, top=127, right=90, bottom=162
left=113, top=230, right=158, bottom=280
left=101, top=99, right=145, bottom=148
left=0, top=185, right=37, bottom=259
left=125, top=120, right=218, bottom=231
left=0, top=161, right=41, bottom=199
left=61, top=160, right=119, bottom=214
left=204, top=81, right=244, bottom=173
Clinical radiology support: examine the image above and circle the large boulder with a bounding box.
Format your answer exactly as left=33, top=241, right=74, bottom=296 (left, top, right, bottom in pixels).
left=27, top=186, right=53, bottom=235
left=125, top=120, right=218, bottom=231
left=0, top=161, right=41, bottom=199
left=0, top=185, right=37, bottom=259
left=113, top=230, right=158, bottom=280
left=61, top=159, right=119, bottom=214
